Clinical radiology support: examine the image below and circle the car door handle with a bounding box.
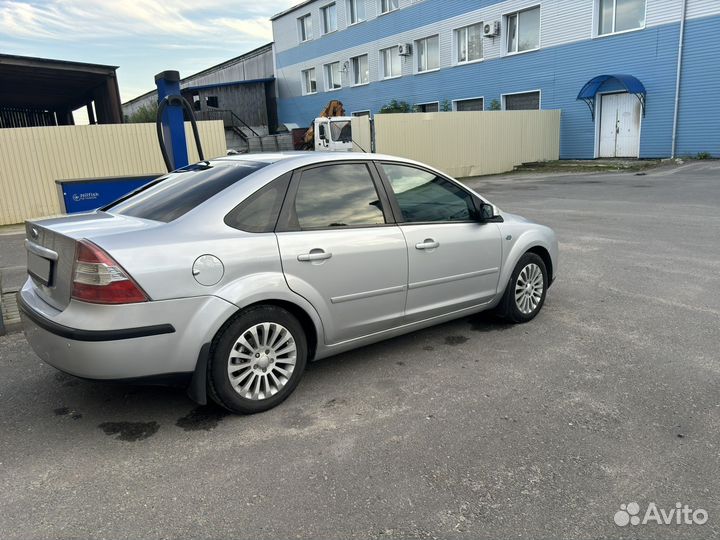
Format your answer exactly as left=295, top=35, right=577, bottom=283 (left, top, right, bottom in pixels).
left=415, top=239, right=439, bottom=250
left=297, top=249, right=332, bottom=262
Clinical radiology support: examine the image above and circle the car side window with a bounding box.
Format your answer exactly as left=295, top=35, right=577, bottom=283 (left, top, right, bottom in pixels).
left=224, top=174, right=290, bottom=232
left=381, top=163, right=476, bottom=223
left=292, top=163, right=386, bottom=229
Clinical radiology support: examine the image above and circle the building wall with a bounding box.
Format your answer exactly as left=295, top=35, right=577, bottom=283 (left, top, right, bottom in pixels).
left=122, top=44, right=274, bottom=118
left=0, top=121, right=226, bottom=225
left=184, top=82, right=270, bottom=131
left=675, top=13, right=720, bottom=157
left=188, top=49, right=274, bottom=87
left=272, top=0, right=720, bottom=158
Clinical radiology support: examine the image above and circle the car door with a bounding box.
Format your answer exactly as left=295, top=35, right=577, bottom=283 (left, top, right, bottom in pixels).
left=376, top=161, right=502, bottom=322
left=275, top=161, right=408, bottom=344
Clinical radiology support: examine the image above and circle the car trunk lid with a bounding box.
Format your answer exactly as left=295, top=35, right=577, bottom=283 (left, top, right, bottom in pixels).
left=24, top=212, right=160, bottom=310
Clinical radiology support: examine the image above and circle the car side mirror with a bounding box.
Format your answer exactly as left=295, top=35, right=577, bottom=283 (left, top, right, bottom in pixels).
left=317, top=124, right=327, bottom=141
left=474, top=199, right=504, bottom=223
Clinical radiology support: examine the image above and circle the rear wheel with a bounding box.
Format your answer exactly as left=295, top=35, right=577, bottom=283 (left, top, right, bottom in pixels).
left=497, top=252, right=548, bottom=323
left=208, top=305, right=307, bottom=414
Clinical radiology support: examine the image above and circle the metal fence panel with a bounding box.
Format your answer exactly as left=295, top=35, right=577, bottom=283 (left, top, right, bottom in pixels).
left=0, top=121, right=226, bottom=225
left=372, top=110, right=561, bottom=178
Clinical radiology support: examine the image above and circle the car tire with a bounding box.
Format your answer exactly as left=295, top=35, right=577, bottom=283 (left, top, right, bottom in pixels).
left=208, top=305, right=307, bottom=414
left=497, top=252, right=548, bottom=323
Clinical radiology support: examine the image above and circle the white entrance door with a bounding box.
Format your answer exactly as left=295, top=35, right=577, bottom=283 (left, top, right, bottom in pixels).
left=598, top=93, right=641, bottom=157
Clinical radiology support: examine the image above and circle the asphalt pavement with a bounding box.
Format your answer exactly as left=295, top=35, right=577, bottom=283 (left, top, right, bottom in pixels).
left=1, top=161, right=719, bottom=539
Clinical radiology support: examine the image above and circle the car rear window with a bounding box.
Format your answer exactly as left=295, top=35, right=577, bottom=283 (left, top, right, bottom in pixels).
left=106, top=160, right=269, bottom=222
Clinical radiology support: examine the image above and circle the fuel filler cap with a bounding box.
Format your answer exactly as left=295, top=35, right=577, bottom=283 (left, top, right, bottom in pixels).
left=192, top=254, right=224, bottom=286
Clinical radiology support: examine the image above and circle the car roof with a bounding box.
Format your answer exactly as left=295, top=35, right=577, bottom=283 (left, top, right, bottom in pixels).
left=213, top=151, right=423, bottom=168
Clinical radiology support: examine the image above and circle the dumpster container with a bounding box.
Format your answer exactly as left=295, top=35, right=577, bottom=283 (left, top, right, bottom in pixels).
left=57, top=174, right=161, bottom=214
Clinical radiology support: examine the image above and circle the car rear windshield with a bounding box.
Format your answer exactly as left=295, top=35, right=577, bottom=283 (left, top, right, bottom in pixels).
left=106, top=160, right=269, bottom=222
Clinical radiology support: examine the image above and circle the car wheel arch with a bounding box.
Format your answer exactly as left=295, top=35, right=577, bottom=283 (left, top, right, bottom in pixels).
left=210, top=299, right=320, bottom=363
left=187, top=297, right=322, bottom=405
left=526, top=246, right=553, bottom=285
left=499, top=232, right=555, bottom=292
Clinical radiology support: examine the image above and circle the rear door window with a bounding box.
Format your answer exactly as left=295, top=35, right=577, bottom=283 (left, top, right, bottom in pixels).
left=289, top=163, right=387, bottom=229
left=107, top=160, right=268, bottom=222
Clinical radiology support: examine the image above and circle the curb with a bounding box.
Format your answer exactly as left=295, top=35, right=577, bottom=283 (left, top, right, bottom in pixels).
left=1, top=269, right=22, bottom=335
left=1, top=288, right=21, bottom=331
left=0, top=272, right=4, bottom=336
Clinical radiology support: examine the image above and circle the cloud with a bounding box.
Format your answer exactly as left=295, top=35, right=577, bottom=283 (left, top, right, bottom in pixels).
left=0, top=0, right=290, bottom=43
left=209, top=17, right=273, bottom=41
left=0, top=0, right=297, bottom=102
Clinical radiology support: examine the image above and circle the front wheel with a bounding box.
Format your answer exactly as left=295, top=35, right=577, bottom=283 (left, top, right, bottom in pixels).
left=208, top=305, right=307, bottom=414
left=497, top=252, right=548, bottom=323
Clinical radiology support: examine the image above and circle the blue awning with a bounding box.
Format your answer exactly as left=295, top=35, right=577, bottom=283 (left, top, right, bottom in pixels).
left=577, top=74, right=646, bottom=120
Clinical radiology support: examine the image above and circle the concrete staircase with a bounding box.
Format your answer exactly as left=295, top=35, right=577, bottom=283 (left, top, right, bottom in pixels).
left=224, top=127, right=248, bottom=153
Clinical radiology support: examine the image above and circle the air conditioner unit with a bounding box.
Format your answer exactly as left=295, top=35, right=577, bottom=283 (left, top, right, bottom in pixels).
left=483, top=21, right=500, bottom=37
left=398, top=43, right=412, bottom=56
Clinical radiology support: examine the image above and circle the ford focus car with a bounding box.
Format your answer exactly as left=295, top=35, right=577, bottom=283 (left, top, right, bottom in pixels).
left=19, top=153, right=558, bottom=414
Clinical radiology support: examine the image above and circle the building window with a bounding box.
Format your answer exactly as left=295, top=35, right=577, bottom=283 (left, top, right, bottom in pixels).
left=380, top=46, right=401, bottom=79
left=298, top=14, right=313, bottom=42
left=380, top=0, right=399, bottom=14
left=598, top=0, right=646, bottom=35
left=301, top=68, right=317, bottom=95
left=320, top=3, right=337, bottom=34
left=503, top=91, right=540, bottom=110
left=415, top=35, right=439, bottom=73
left=324, top=61, right=342, bottom=90
left=205, top=96, right=219, bottom=108
left=191, top=92, right=201, bottom=111
left=351, top=54, right=369, bottom=85
left=416, top=102, right=439, bottom=113
left=456, top=23, right=483, bottom=63
left=506, top=6, right=540, bottom=53
left=454, top=97, right=484, bottom=111
left=348, top=0, right=366, bottom=24
left=352, top=110, right=371, bottom=117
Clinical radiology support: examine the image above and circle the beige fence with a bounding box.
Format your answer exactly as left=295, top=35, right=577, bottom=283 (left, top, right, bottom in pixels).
left=353, top=110, right=560, bottom=178
left=0, top=121, right=226, bottom=225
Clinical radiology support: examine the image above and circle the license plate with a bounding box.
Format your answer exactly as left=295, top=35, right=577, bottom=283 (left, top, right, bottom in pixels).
left=28, top=251, right=52, bottom=286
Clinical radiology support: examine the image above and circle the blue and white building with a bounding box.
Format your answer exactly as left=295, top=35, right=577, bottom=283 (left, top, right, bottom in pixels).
left=271, top=0, right=720, bottom=159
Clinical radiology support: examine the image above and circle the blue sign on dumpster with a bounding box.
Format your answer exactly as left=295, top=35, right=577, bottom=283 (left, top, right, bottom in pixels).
left=59, top=175, right=161, bottom=214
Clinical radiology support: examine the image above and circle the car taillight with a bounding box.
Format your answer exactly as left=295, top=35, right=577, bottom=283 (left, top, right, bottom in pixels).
left=71, top=240, right=148, bottom=304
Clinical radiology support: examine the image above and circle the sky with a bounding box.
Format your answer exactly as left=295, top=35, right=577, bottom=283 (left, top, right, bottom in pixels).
left=0, top=0, right=297, bottom=104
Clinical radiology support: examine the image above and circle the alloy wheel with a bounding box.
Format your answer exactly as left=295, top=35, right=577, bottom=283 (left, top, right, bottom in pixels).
left=227, top=322, right=297, bottom=400
left=514, top=263, right=544, bottom=315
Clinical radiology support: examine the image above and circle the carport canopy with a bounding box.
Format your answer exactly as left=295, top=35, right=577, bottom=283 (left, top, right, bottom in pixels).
left=577, top=74, right=646, bottom=120
left=0, top=54, right=123, bottom=127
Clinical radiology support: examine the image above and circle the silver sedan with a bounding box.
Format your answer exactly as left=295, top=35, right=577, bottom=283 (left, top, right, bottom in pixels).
left=19, top=153, right=558, bottom=414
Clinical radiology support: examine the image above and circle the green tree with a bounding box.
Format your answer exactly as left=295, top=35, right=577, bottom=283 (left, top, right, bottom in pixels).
left=378, top=100, right=413, bottom=114
left=126, top=102, right=159, bottom=123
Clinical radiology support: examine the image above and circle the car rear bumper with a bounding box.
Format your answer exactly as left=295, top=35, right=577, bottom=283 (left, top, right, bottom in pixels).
left=18, top=279, right=237, bottom=380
